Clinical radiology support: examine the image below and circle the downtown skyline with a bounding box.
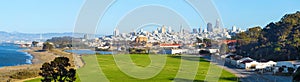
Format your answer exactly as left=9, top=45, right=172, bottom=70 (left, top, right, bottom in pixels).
left=0, top=0, right=299, bottom=34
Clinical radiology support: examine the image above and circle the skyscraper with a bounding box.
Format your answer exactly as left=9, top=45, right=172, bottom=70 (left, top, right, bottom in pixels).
left=215, top=19, right=220, bottom=28
left=140, top=28, right=144, bottom=32
left=157, top=27, right=160, bottom=31
left=84, top=34, right=88, bottom=39
left=207, top=22, right=213, bottom=32
left=198, top=26, right=202, bottom=33
left=160, top=25, right=166, bottom=33
left=214, top=19, right=221, bottom=33
left=192, top=28, right=198, bottom=34
left=168, top=26, right=172, bottom=33
left=180, top=25, right=183, bottom=34
left=203, top=28, right=208, bottom=33
left=232, top=26, right=237, bottom=32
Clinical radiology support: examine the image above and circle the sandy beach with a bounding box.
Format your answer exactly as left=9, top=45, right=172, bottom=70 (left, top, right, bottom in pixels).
left=0, top=47, right=77, bottom=82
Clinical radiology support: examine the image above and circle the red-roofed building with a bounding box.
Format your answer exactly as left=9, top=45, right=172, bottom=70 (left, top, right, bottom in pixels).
left=223, top=40, right=237, bottom=44
left=160, top=44, right=181, bottom=48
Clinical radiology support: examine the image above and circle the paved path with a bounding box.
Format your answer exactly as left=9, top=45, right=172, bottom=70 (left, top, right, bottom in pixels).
left=73, top=54, right=84, bottom=69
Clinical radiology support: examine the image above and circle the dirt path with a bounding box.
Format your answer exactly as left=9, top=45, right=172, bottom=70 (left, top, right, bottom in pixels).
left=16, top=76, right=42, bottom=82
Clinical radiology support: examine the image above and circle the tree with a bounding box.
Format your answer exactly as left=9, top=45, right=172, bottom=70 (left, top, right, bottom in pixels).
left=220, top=43, right=229, bottom=54
left=46, top=36, right=73, bottom=48
left=199, top=50, right=210, bottom=54
left=32, top=41, right=39, bottom=47
left=39, top=57, right=76, bottom=82
left=203, top=38, right=212, bottom=47
left=196, top=37, right=203, bottom=43
left=43, top=42, right=54, bottom=51
left=235, top=11, right=300, bottom=61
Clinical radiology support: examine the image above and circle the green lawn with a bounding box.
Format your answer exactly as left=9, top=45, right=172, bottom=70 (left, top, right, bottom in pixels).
left=78, top=55, right=237, bottom=82
left=26, top=54, right=237, bottom=82
left=24, top=78, right=42, bottom=82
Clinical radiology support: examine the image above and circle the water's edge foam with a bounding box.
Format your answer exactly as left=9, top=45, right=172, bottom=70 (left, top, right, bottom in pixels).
left=23, top=50, right=33, bottom=64
left=0, top=44, right=34, bottom=67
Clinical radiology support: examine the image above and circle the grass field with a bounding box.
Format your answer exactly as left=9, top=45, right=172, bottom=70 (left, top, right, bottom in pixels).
left=24, top=78, right=42, bottom=82
left=78, top=54, right=237, bottom=82
left=26, top=54, right=237, bottom=82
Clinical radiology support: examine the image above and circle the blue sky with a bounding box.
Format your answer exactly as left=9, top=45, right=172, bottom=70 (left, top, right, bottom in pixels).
left=0, top=0, right=300, bottom=34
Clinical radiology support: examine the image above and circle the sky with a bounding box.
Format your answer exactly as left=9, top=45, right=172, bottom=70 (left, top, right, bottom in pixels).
left=0, top=0, right=300, bottom=34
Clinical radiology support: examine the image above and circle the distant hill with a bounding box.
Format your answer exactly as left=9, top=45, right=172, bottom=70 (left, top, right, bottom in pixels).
left=235, top=11, right=300, bottom=61
left=0, top=32, right=104, bottom=42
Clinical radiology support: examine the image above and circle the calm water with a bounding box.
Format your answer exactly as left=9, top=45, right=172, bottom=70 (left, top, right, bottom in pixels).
left=65, top=49, right=113, bottom=55
left=0, top=43, right=32, bottom=67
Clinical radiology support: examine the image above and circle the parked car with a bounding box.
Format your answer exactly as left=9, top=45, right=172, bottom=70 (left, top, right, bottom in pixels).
left=294, top=66, right=300, bottom=74
left=293, top=67, right=300, bottom=81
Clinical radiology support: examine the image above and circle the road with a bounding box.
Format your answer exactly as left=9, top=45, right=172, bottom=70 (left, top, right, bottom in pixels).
left=203, top=55, right=293, bottom=82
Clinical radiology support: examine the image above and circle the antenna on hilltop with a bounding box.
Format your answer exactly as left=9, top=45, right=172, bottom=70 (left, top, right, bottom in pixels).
left=39, top=33, right=43, bottom=42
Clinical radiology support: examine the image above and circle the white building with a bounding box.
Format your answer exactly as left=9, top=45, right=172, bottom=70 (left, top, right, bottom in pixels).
left=245, top=61, right=276, bottom=70
left=232, top=26, right=237, bottom=32
left=168, top=26, right=172, bottom=33
left=164, top=49, right=188, bottom=54
left=114, top=28, right=119, bottom=36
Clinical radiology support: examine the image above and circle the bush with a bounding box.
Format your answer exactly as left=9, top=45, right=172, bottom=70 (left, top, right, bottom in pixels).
left=129, top=48, right=148, bottom=54
left=10, top=70, right=39, bottom=79
left=42, top=42, right=54, bottom=50
left=39, top=57, right=76, bottom=82
left=199, top=50, right=210, bottom=54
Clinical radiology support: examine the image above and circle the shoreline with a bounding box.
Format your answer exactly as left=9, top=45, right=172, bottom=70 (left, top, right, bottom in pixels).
left=0, top=48, right=48, bottom=68
left=16, top=49, right=33, bottom=64
left=0, top=47, right=57, bottom=82
left=0, top=47, right=84, bottom=82
left=23, top=47, right=57, bottom=64
left=0, top=46, right=34, bottom=68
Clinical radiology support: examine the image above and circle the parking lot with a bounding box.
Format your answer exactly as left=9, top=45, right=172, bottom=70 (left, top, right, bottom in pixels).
left=204, top=55, right=293, bottom=82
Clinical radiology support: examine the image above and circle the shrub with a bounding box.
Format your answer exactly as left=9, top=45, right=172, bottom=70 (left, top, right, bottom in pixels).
left=39, top=57, right=76, bottom=82
left=10, top=70, right=39, bottom=79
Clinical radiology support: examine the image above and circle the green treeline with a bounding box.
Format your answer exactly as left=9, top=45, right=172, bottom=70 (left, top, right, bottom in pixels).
left=235, top=11, right=300, bottom=61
